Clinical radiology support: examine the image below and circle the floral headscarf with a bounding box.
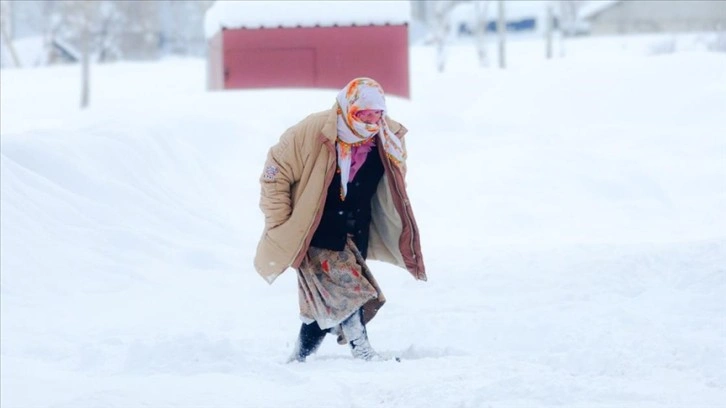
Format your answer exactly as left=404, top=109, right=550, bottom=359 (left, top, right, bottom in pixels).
left=335, top=77, right=405, bottom=199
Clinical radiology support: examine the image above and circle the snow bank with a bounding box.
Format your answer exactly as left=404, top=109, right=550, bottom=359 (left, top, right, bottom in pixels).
left=2, top=34, right=725, bottom=407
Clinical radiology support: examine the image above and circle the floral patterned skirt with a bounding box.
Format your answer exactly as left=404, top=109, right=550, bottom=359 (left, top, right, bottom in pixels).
left=297, top=236, right=386, bottom=330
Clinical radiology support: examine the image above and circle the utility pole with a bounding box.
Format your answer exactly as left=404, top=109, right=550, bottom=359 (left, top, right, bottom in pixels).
left=474, top=1, right=489, bottom=67
left=80, top=0, right=91, bottom=109
left=558, top=0, right=567, bottom=57
left=545, top=2, right=554, bottom=59
left=497, top=0, right=506, bottom=69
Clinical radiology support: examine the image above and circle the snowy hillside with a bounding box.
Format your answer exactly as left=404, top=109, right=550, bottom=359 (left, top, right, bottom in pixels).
left=1, top=34, right=725, bottom=407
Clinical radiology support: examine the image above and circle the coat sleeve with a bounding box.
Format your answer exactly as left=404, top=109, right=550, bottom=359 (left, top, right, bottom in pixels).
left=388, top=117, right=409, bottom=179
left=259, top=128, right=303, bottom=229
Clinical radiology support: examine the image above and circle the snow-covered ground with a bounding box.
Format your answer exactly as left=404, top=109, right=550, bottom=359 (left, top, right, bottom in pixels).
left=2, top=33, right=725, bottom=407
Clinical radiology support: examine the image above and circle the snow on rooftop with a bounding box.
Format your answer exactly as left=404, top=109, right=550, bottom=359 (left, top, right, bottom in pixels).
left=204, top=0, right=411, bottom=39
left=578, top=0, right=621, bottom=20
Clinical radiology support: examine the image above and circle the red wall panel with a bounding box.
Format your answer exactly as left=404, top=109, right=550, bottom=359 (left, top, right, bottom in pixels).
left=219, top=25, right=409, bottom=98
left=225, top=48, right=316, bottom=88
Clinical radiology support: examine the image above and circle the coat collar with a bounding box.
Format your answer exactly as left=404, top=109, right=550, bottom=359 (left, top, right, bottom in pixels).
left=321, top=104, right=338, bottom=143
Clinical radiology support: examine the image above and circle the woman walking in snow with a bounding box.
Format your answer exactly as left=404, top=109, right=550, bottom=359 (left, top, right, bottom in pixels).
left=255, top=77, right=427, bottom=361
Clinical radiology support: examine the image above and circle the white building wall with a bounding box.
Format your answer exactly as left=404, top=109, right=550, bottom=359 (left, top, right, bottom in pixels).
left=588, top=0, right=726, bottom=35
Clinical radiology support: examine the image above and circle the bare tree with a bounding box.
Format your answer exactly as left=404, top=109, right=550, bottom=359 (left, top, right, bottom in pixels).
left=116, top=1, right=161, bottom=60
left=43, top=0, right=161, bottom=63
left=433, top=1, right=451, bottom=73
left=0, top=0, right=21, bottom=67
left=45, top=1, right=92, bottom=64
left=558, top=0, right=585, bottom=57
left=474, top=1, right=490, bottom=67
left=41, top=1, right=61, bottom=65
left=0, top=0, right=9, bottom=36
left=497, top=0, right=506, bottom=69
left=94, top=0, right=125, bottom=62
left=161, top=0, right=214, bottom=56
left=432, top=0, right=467, bottom=72
left=44, top=0, right=101, bottom=107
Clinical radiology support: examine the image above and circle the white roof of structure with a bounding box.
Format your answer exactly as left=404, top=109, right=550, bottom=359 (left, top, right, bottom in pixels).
left=204, top=0, right=411, bottom=39
left=578, top=0, right=621, bottom=20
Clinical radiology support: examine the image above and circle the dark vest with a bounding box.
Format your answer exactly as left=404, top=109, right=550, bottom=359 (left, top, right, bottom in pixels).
left=310, top=141, right=384, bottom=258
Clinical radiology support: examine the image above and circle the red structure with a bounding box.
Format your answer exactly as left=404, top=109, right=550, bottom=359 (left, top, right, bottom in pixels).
left=207, top=24, right=409, bottom=98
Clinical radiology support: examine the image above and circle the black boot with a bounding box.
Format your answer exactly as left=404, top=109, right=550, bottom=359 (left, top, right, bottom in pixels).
left=340, top=309, right=381, bottom=361
left=288, top=321, right=327, bottom=362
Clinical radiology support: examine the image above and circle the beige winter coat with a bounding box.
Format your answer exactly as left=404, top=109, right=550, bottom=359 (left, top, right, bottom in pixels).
left=254, top=106, right=427, bottom=284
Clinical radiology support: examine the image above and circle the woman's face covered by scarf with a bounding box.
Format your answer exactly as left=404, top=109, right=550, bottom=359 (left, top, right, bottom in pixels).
left=355, top=109, right=384, bottom=124
left=336, top=77, right=388, bottom=141
left=334, top=77, right=406, bottom=199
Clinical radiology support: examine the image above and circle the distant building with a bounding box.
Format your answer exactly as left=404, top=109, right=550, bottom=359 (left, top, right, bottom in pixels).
left=204, top=1, right=411, bottom=98
left=449, top=1, right=565, bottom=38
left=579, top=0, right=726, bottom=35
